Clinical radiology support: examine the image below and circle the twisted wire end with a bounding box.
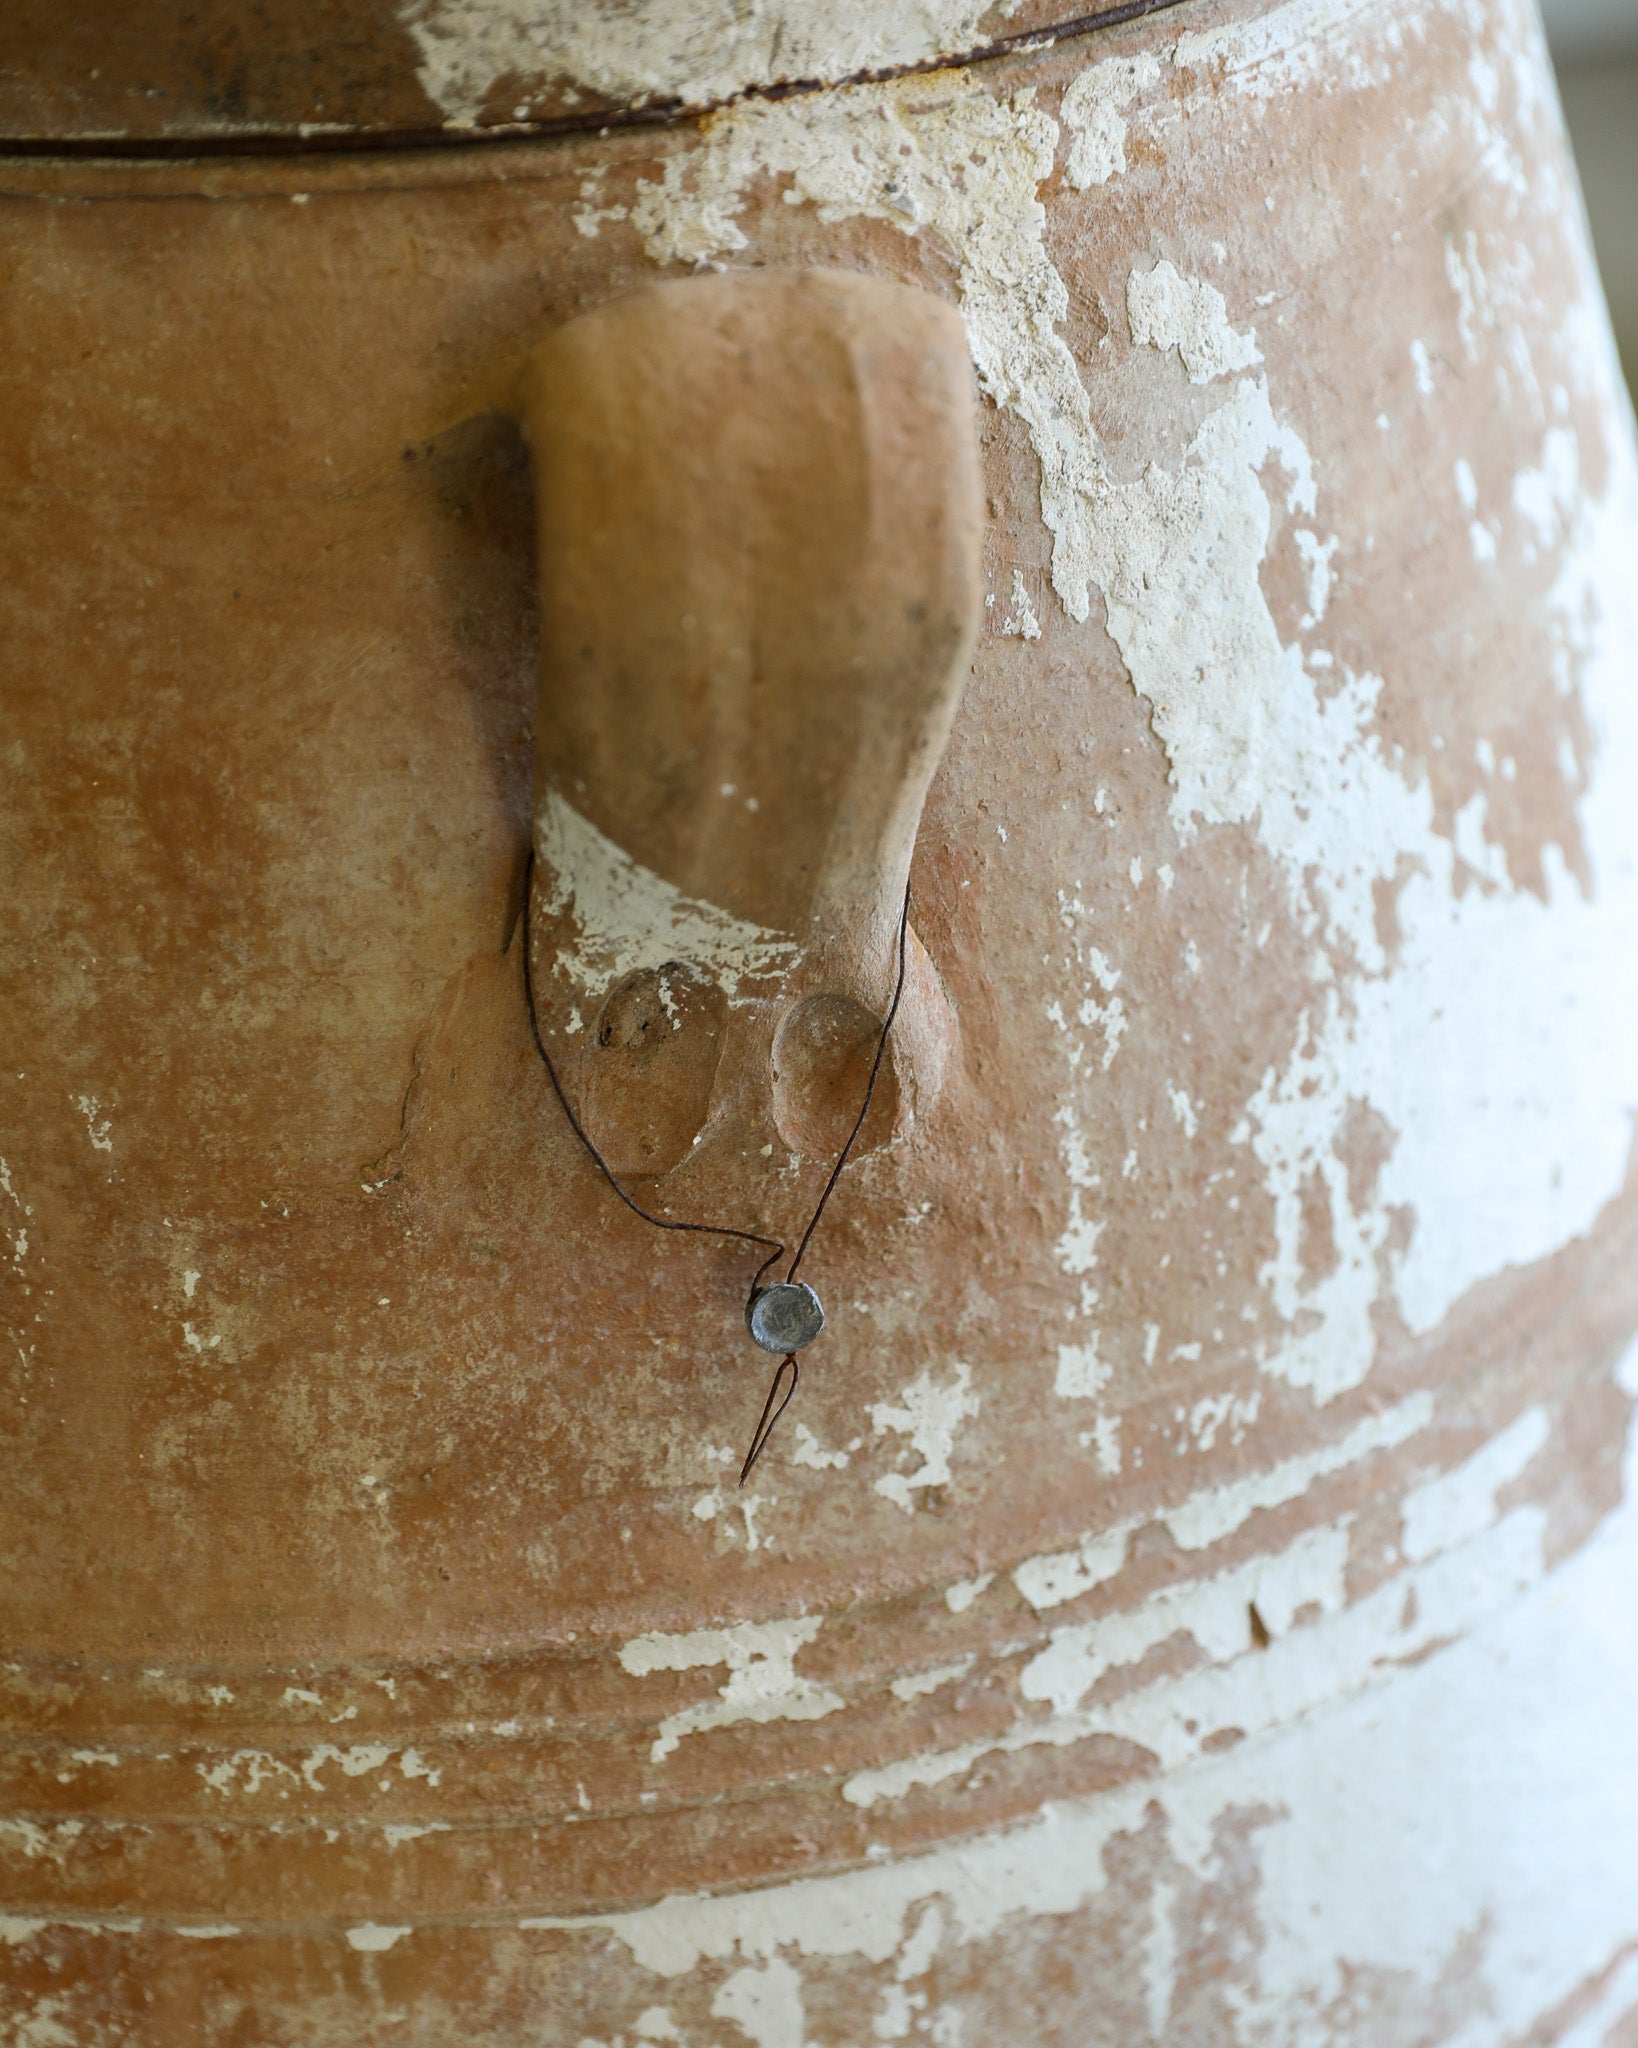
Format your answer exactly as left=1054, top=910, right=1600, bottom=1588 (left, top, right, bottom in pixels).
left=739, top=1354, right=800, bottom=1485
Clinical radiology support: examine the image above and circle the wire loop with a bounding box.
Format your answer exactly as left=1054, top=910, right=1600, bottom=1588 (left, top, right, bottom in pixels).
left=521, top=849, right=914, bottom=1482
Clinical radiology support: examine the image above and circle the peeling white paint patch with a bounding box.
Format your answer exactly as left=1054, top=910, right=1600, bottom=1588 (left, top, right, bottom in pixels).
left=5, top=1993, right=76, bottom=2047
left=870, top=1363, right=979, bottom=1511
left=535, top=788, right=796, bottom=999
left=1061, top=51, right=1160, bottom=188
left=620, top=1617, right=844, bottom=1762
left=195, top=1742, right=440, bottom=1796
left=1014, top=1523, right=1131, bottom=1612
left=1014, top=1389, right=1435, bottom=1612
left=1166, top=1083, right=1198, bottom=1139
left=1163, top=1391, right=1434, bottom=1552
left=399, top=0, right=1001, bottom=124
left=1293, top=526, right=1338, bottom=626
left=0, top=1820, right=83, bottom=1865
left=522, top=1432, right=1638, bottom=2026
left=345, top=1922, right=412, bottom=1953
left=1018, top=1524, right=1350, bottom=1716
left=1127, top=259, right=1262, bottom=384
left=1143, top=1879, right=1179, bottom=2038
left=618, top=48, right=1638, bottom=1419
left=789, top=1422, right=849, bottom=1471
left=381, top=1822, right=453, bottom=1848
left=846, top=1499, right=1545, bottom=1809
left=173, top=1924, right=241, bottom=1940
left=73, top=1094, right=112, bottom=1152
left=1054, top=1336, right=1110, bottom=1400
left=1514, top=425, right=1579, bottom=552
left=943, top=1571, right=993, bottom=1614
left=1173, top=0, right=1386, bottom=98
left=1445, top=227, right=1493, bottom=362
left=0, top=1917, right=46, bottom=1945
left=1400, top=1406, right=1549, bottom=1562
left=890, top=1657, right=974, bottom=1703
left=712, top=1954, right=806, bottom=2048
left=1052, top=1104, right=1103, bottom=1265
left=1000, top=568, right=1041, bottom=640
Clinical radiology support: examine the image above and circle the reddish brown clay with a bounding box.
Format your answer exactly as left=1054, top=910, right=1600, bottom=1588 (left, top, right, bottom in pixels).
left=3, top=0, right=1638, bottom=2042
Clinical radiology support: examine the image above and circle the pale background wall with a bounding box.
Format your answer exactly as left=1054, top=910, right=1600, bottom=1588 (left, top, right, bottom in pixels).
left=1544, top=0, right=1638, bottom=387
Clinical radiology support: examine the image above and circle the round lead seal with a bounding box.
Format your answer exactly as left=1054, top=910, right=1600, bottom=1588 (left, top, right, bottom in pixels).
left=746, top=1281, right=825, bottom=1354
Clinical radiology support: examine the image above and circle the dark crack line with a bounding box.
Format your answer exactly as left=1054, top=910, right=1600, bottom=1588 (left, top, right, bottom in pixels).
left=0, top=0, right=1198, bottom=163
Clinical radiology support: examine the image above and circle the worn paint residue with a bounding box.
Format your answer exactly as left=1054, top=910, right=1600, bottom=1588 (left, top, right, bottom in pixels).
left=869, top=1364, right=979, bottom=1511
left=618, top=35, right=1638, bottom=1423
left=517, top=1388, right=1638, bottom=2033
left=535, top=787, right=796, bottom=999
left=400, top=0, right=1003, bottom=124
left=619, top=1617, right=844, bottom=1762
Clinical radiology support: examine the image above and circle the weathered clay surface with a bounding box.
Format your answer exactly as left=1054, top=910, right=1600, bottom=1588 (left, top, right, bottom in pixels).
left=0, top=0, right=1162, bottom=147
left=521, top=268, right=980, bottom=1181
left=3, top=0, right=1638, bottom=2039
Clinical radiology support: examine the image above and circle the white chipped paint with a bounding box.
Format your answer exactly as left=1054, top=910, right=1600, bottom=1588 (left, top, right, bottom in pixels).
left=712, top=1955, right=806, bottom=2048
left=1514, top=423, right=1579, bottom=553
left=1061, top=51, right=1161, bottom=187
left=6, top=1993, right=76, bottom=2047
left=399, top=0, right=1001, bottom=124
left=943, top=1571, right=993, bottom=1614
left=535, top=788, right=796, bottom=1000
left=1162, top=1390, right=1434, bottom=1552
left=1292, top=526, right=1338, bottom=625
left=0, top=1918, right=46, bottom=1945
left=522, top=1458, right=1572, bottom=1966
left=619, top=1617, right=844, bottom=1761
left=1143, top=1880, right=1179, bottom=2039
left=999, top=568, right=1041, bottom=640
left=890, top=1657, right=974, bottom=1703
left=1053, top=1336, right=1109, bottom=1400
left=1014, top=1523, right=1130, bottom=1612
left=847, top=1499, right=1543, bottom=1808
left=73, top=1094, right=112, bottom=1153
left=869, top=1363, right=979, bottom=1511
left=370, top=1400, right=1638, bottom=2026
left=1050, top=1094, right=1103, bottom=1374
left=789, top=1423, right=849, bottom=1471
left=1400, top=1406, right=1549, bottom=1562
left=381, top=1822, right=453, bottom=1848
left=0, top=1156, right=27, bottom=1274
left=1173, top=0, right=1387, bottom=97
left=854, top=1397, right=1569, bottom=1813
left=1013, top=1389, right=1433, bottom=1612
left=1083, top=1412, right=1122, bottom=1474
left=345, top=1922, right=412, bottom=1952
left=0, top=1821, right=83, bottom=1865
left=173, top=1924, right=241, bottom=1940
left=1018, top=1523, right=1350, bottom=1716
left=193, top=1742, right=439, bottom=1796
left=1127, top=258, right=1262, bottom=384
left=622, top=32, right=1638, bottom=1410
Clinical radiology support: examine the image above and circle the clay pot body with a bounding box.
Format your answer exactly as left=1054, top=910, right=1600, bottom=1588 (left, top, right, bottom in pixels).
left=4, top=1, right=1638, bottom=2041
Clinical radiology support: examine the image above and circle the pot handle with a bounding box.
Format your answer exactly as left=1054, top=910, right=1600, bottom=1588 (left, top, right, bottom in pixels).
left=517, top=268, right=982, bottom=1171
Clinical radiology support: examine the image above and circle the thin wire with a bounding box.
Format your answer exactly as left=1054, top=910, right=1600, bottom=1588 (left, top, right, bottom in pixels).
left=786, top=877, right=914, bottom=1288
left=738, top=1355, right=799, bottom=1486
left=520, top=848, right=914, bottom=1480
left=521, top=851, right=786, bottom=1295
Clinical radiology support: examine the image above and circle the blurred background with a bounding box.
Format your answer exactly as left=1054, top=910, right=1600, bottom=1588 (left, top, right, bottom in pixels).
left=1543, top=0, right=1638, bottom=392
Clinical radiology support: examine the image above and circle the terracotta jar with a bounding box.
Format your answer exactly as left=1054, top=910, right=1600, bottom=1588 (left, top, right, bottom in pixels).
left=5, top=1, right=1638, bottom=2042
